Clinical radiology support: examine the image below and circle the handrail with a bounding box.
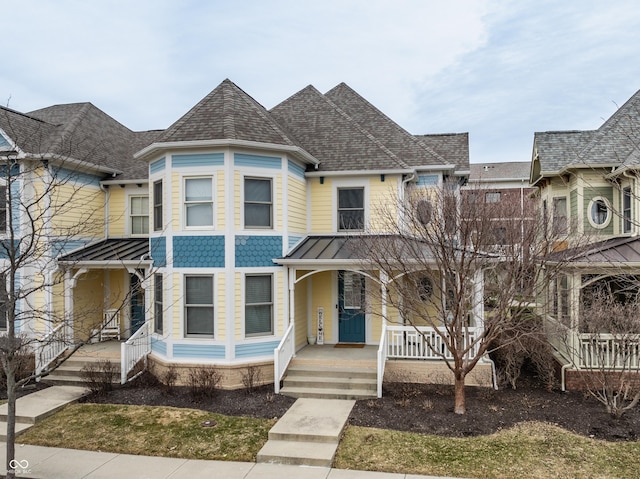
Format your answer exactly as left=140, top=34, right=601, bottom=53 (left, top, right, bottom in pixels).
left=385, top=325, right=480, bottom=360
left=377, top=322, right=388, bottom=398
left=35, top=324, right=68, bottom=378
left=274, top=322, right=295, bottom=394
left=121, top=320, right=151, bottom=384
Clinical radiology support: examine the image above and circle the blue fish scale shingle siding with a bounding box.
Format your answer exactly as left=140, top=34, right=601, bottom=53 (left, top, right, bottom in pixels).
left=173, top=236, right=225, bottom=267
left=150, top=237, right=167, bottom=267
left=235, top=236, right=282, bottom=267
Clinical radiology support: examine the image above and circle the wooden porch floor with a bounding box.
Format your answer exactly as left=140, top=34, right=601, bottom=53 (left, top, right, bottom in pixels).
left=293, top=344, right=377, bottom=368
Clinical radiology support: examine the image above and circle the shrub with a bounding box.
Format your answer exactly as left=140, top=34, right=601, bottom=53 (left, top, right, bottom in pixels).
left=81, top=360, right=118, bottom=395
left=187, top=366, right=223, bottom=400
left=241, top=365, right=263, bottom=395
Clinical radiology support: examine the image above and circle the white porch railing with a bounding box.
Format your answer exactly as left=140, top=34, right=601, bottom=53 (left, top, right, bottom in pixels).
left=274, top=322, right=295, bottom=394
left=35, top=324, right=68, bottom=378
left=377, top=322, right=388, bottom=398
left=577, top=333, right=640, bottom=370
left=385, top=325, right=480, bottom=360
left=121, top=320, right=151, bottom=384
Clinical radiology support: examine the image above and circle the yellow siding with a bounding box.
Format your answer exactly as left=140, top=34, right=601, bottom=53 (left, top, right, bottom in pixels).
left=234, top=272, right=242, bottom=338
left=172, top=273, right=182, bottom=339
left=217, top=273, right=226, bottom=340
left=310, top=178, right=333, bottom=232
left=108, top=188, right=126, bottom=236
left=51, top=184, right=104, bottom=237
left=171, top=172, right=180, bottom=231
left=234, top=172, right=241, bottom=230
left=288, top=177, right=307, bottom=233
left=369, top=176, right=399, bottom=232
left=73, top=271, right=104, bottom=341
left=294, top=275, right=309, bottom=348
left=217, top=172, right=225, bottom=231
left=275, top=176, right=283, bottom=230
left=311, top=271, right=333, bottom=341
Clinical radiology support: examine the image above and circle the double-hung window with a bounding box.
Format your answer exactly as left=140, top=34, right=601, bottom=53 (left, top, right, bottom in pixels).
left=153, top=180, right=163, bottom=232
left=185, top=275, right=214, bottom=337
left=185, top=177, right=213, bottom=227
left=0, top=185, right=6, bottom=233
left=552, top=197, right=568, bottom=235
left=130, top=195, right=149, bottom=235
left=154, top=274, right=163, bottom=334
left=624, top=187, right=632, bottom=233
left=0, top=273, right=6, bottom=330
left=245, top=274, right=273, bottom=337
left=338, top=187, right=364, bottom=231
left=244, top=178, right=272, bottom=228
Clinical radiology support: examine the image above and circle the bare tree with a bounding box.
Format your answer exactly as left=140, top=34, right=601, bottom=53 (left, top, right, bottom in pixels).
left=361, top=179, right=566, bottom=414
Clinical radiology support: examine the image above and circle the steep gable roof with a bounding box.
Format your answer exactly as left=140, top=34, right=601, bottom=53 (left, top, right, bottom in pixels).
left=270, top=85, right=408, bottom=172
left=325, top=83, right=451, bottom=169
left=415, top=133, right=470, bottom=172
left=156, top=79, right=301, bottom=147
left=533, top=88, right=640, bottom=180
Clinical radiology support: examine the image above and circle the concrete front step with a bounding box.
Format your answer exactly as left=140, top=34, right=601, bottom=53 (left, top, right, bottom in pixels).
left=284, top=376, right=376, bottom=391
left=281, top=363, right=377, bottom=400
left=256, top=439, right=337, bottom=467
left=257, top=398, right=355, bottom=467
left=285, top=364, right=376, bottom=379
left=279, top=385, right=376, bottom=400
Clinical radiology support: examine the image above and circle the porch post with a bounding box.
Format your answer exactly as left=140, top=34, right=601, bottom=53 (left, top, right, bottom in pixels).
left=380, top=270, right=388, bottom=323
left=64, top=270, right=73, bottom=343
left=288, top=266, right=295, bottom=342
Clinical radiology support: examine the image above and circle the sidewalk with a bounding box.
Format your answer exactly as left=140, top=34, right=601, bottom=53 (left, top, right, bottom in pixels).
left=1, top=443, right=467, bottom=479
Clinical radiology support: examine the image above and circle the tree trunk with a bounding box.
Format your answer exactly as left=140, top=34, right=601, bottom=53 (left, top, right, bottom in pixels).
left=454, top=372, right=466, bottom=415
left=6, top=366, right=16, bottom=479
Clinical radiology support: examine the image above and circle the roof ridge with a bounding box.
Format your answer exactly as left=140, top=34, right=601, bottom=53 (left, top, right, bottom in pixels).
left=327, top=83, right=447, bottom=166
left=320, top=86, right=409, bottom=170
left=46, top=102, right=93, bottom=155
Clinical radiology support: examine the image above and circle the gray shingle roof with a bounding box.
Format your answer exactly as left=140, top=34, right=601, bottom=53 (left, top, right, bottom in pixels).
left=469, top=161, right=531, bottom=181
left=415, top=133, right=470, bottom=172
left=270, top=85, right=409, bottom=172
left=325, top=83, right=450, bottom=168
left=1, top=103, right=158, bottom=180
left=156, top=79, right=303, bottom=148
left=534, top=88, right=640, bottom=176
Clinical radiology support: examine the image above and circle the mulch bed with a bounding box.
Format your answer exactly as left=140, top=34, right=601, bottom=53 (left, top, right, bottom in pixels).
left=81, top=372, right=640, bottom=442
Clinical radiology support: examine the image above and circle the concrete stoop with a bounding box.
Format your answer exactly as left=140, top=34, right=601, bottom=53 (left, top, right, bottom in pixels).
left=43, top=357, right=121, bottom=387
left=0, top=385, right=88, bottom=440
left=280, top=363, right=377, bottom=400
left=257, top=397, right=355, bottom=467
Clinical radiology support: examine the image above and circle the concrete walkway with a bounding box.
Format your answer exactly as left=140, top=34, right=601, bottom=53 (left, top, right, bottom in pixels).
left=0, top=443, right=469, bottom=478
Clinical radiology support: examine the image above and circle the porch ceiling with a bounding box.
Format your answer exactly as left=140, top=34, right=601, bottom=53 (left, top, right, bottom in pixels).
left=57, top=237, right=150, bottom=267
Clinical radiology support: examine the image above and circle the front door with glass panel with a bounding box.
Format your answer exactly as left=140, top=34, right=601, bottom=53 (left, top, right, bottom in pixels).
left=338, top=271, right=366, bottom=343
left=130, top=273, right=145, bottom=335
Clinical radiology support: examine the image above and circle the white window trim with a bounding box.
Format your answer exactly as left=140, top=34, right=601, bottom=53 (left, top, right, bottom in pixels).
left=182, top=175, right=215, bottom=230
left=127, top=193, right=150, bottom=236
left=242, top=176, right=274, bottom=230
left=242, top=271, right=276, bottom=339
left=183, top=273, right=216, bottom=339
left=333, top=179, right=369, bottom=232
left=587, top=196, right=612, bottom=229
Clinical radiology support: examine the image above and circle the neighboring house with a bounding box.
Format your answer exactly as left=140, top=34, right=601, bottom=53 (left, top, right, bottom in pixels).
left=0, top=79, right=493, bottom=394
left=530, top=88, right=640, bottom=389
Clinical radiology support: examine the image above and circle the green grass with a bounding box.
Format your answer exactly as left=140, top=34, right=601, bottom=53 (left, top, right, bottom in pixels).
left=17, top=404, right=640, bottom=478
left=335, top=421, right=640, bottom=479
left=17, top=403, right=275, bottom=462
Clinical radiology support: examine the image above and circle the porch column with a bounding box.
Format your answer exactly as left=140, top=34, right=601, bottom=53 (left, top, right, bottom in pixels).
left=288, top=266, right=295, bottom=341
left=472, top=269, right=484, bottom=330
left=380, top=270, right=388, bottom=323
left=65, top=267, right=88, bottom=343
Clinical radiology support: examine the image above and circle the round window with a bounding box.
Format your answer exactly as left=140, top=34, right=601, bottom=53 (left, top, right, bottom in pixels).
left=416, top=199, right=433, bottom=225
left=588, top=197, right=611, bottom=228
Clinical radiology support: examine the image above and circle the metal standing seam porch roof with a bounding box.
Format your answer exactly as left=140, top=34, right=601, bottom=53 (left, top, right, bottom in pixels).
left=57, top=237, right=150, bottom=266
left=547, top=236, right=640, bottom=267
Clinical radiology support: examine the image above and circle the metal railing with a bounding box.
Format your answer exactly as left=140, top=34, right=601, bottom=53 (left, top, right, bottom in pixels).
left=385, top=325, right=480, bottom=360
left=377, top=322, right=388, bottom=398
left=274, top=322, right=295, bottom=394
left=121, top=320, right=151, bottom=384
left=35, top=324, right=68, bottom=378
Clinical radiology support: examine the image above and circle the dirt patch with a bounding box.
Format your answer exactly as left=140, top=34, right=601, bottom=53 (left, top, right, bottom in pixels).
left=82, top=372, right=640, bottom=442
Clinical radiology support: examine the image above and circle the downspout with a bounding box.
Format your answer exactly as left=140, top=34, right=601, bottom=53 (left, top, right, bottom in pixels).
left=560, top=363, right=571, bottom=392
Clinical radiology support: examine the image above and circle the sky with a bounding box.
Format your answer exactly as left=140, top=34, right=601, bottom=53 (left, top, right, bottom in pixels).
left=2, top=0, right=639, bottom=164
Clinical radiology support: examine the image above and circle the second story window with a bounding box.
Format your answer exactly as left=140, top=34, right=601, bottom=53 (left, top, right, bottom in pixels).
left=485, top=192, right=501, bottom=203
left=184, top=177, right=213, bottom=227
left=244, top=177, right=272, bottom=228
left=0, top=185, right=6, bottom=233
left=338, top=187, right=364, bottom=231
left=589, top=197, right=611, bottom=228
left=130, top=195, right=149, bottom=235
left=552, top=197, right=568, bottom=235
left=624, top=187, right=632, bottom=233
left=154, top=273, right=163, bottom=335
left=153, top=180, right=163, bottom=232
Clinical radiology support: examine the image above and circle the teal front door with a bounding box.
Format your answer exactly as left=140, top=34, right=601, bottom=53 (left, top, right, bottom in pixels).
left=130, top=273, right=145, bottom=335
left=338, top=271, right=366, bottom=343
